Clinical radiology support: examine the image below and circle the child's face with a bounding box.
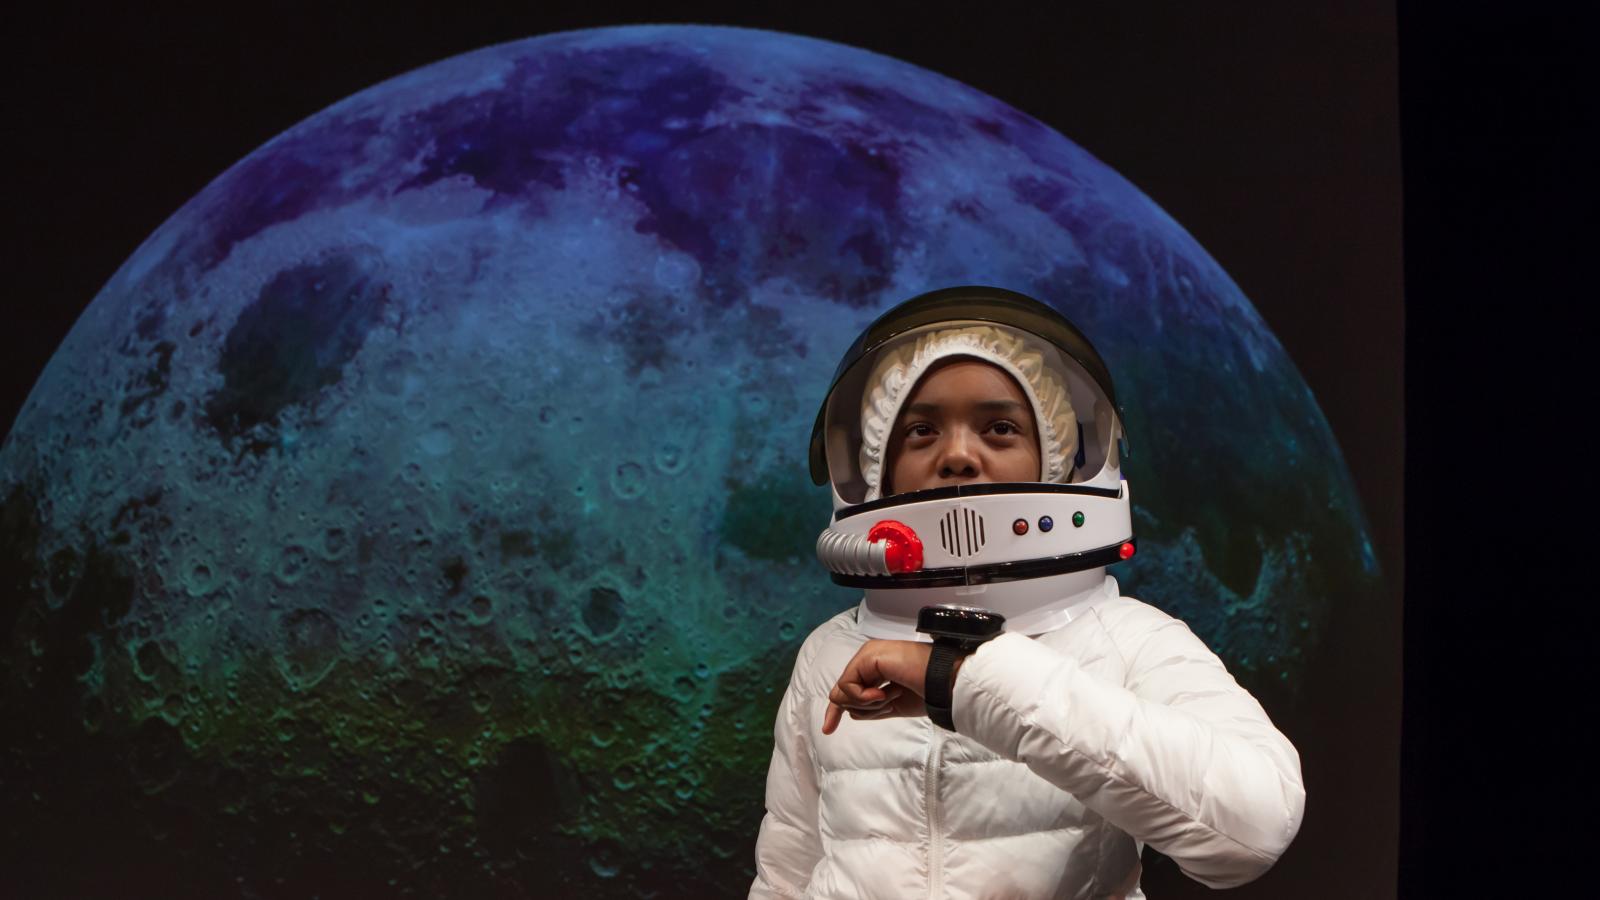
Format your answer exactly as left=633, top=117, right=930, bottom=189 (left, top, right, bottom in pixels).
left=882, top=358, right=1041, bottom=496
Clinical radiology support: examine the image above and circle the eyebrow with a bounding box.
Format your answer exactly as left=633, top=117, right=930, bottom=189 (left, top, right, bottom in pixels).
left=904, top=399, right=1027, bottom=416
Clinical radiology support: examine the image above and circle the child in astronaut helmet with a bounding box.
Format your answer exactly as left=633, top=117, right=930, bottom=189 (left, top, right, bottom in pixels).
left=750, top=286, right=1304, bottom=899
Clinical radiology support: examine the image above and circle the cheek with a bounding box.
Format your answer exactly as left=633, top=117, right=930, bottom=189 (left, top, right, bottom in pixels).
left=888, top=443, right=931, bottom=492
left=889, top=451, right=915, bottom=484
left=996, top=447, right=1042, bottom=480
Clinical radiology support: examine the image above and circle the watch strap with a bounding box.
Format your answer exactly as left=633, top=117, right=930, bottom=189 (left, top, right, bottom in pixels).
left=924, top=641, right=967, bottom=731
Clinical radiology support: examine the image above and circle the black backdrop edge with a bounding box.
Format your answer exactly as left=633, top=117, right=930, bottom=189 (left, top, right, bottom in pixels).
left=1398, top=4, right=1591, bottom=896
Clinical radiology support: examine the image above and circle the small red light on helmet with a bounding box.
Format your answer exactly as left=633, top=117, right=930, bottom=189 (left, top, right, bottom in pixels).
left=1118, top=541, right=1136, bottom=560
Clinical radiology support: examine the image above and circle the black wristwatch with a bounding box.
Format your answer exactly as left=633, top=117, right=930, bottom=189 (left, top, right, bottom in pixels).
left=916, top=605, right=1006, bottom=731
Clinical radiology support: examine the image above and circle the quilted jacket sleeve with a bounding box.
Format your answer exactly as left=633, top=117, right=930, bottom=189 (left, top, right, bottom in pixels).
left=749, top=643, right=825, bottom=897
left=950, top=600, right=1306, bottom=889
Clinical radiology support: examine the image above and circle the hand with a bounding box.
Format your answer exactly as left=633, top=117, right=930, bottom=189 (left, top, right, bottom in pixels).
left=822, top=639, right=964, bottom=735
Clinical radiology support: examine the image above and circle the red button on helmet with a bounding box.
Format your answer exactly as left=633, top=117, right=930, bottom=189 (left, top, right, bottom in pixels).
left=868, top=520, right=924, bottom=573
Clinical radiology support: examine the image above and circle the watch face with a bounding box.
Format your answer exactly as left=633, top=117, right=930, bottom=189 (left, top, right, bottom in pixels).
left=916, top=605, right=1005, bottom=641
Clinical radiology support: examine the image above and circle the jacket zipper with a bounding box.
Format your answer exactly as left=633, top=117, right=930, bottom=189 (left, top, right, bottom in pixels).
left=926, top=730, right=945, bottom=897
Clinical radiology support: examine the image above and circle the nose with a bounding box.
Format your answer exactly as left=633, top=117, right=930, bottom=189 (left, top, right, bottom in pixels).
left=937, top=428, right=981, bottom=481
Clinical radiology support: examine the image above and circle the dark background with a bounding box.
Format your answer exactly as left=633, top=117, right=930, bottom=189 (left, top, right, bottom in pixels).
left=1396, top=6, right=1589, bottom=898
left=3, top=1, right=1575, bottom=897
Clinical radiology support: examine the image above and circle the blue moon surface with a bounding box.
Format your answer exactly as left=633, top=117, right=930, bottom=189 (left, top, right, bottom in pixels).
left=0, top=25, right=1375, bottom=895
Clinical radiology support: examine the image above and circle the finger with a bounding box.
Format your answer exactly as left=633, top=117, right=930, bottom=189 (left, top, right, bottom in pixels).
left=845, top=694, right=918, bottom=721
left=829, top=684, right=878, bottom=709
left=829, top=690, right=891, bottom=713
left=852, top=685, right=894, bottom=705
left=849, top=684, right=905, bottom=709
left=822, top=701, right=843, bottom=735
left=848, top=706, right=898, bottom=721
left=834, top=682, right=886, bottom=707
left=828, top=687, right=901, bottom=717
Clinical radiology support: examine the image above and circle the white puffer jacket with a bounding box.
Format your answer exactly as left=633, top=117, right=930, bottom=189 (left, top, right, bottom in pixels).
left=750, top=588, right=1306, bottom=899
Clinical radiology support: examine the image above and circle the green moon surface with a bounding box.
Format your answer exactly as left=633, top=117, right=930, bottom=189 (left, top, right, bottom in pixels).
left=0, top=26, right=1376, bottom=896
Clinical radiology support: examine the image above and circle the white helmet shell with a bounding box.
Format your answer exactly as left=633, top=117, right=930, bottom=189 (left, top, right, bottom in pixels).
left=807, top=286, right=1136, bottom=639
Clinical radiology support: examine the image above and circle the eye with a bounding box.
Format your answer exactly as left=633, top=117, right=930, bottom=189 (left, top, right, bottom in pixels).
left=906, top=423, right=935, bottom=438
left=990, top=421, right=1021, bottom=436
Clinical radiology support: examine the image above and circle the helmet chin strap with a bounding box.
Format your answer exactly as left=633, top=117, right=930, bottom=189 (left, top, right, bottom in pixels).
left=855, top=567, right=1116, bottom=640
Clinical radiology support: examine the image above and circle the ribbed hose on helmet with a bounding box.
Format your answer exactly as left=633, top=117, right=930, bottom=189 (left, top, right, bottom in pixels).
left=816, top=528, right=890, bottom=577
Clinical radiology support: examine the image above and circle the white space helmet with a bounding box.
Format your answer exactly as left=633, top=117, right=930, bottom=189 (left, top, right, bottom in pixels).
left=808, top=286, right=1136, bottom=638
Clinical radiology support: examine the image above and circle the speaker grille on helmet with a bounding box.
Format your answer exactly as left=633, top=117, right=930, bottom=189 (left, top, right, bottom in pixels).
left=939, top=507, right=986, bottom=559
